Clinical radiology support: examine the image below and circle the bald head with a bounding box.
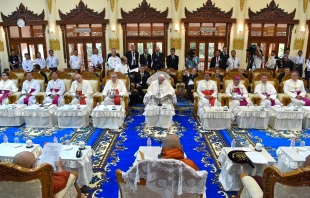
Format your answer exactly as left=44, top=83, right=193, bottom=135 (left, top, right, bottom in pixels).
left=163, top=134, right=182, bottom=150
left=12, top=151, right=36, bottom=169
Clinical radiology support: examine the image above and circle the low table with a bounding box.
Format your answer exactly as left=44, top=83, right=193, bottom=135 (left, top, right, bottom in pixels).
left=56, top=105, right=91, bottom=128
left=0, top=143, right=42, bottom=163
left=269, top=106, right=304, bottom=131
left=300, top=107, right=310, bottom=129
left=143, top=104, right=175, bottom=128
left=235, top=106, right=271, bottom=129
left=218, top=147, right=276, bottom=191
left=199, top=106, right=234, bottom=130
left=276, top=147, right=309, bottom=173
left=92, top=105, right=125, bottom=129
left=23, top=104, right=58, bottom=128
left=0, top=104, right=26, bottom=126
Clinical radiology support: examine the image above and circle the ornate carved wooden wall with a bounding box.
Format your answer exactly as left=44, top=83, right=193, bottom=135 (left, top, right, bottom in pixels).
left=118, top=0, right=171, bottom=56
left=307, top=20, right=310, bottom=60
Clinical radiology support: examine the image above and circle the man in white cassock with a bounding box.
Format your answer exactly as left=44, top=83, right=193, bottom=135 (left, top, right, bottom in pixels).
left=69, top=49, right=82, bottom=73
left=0, top=72, right=18, bottom=105
left=254, top=74, right=280, bottom=108
left=91, top=48, right=103, bottom=69
left=226, top=76, right=251, bottom=113
left=102, top=73, right=127, bottom=105
left=284, top=71, right=310, bottom=106
left=144, top=74, right=177, bottom=105
left=43, top=72, right=65, bottom=106
left=17, top=73, right=40, bottom=105
left=69, top=74, right=93, bottom=108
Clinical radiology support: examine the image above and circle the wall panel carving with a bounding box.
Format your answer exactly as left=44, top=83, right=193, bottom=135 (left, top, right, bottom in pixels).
left=174, top=0, right=179, bottom=12
left=49, top=39, right=60, bottom=51
left=109, top=38, right=120, bottom=50
left=240, top=0, right=246, bottom=11
left=0, top=41, right=4, bottom=52
left=233, top=38, right=244, bottom=50
left=304, top=0, right=309, bottom=13
left=293, top=38, right=304, bottom=50
left=170, top=38, right=181, bottom=50
left=47, top=0, right=52, bottom=14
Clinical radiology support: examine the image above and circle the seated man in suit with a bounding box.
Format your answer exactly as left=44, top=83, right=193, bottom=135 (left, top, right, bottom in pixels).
left=152, top=47, right=164, bottom=71
left=166, top=68, right=178, bottom=88
left=183, top=68, right=199, bottom=102
left=134, top=65, right=150, bottom=101
left=69, top=74, right=93, bottom=108
left=226, top=76, right=251, bottom=113
left=17, top=72, right=40, bottom=105
left=43, top=72, right=65, bottom=106
left=139, top=48, right=152, bottom=68
left=238, top=68, right=248, bottom=78
left=12, top=151, right=70, bottom=195
left=166, top=48, right=179, bottom=70
left=213, top=68, right=224, bottom=83
left=278, top=67, right=291, bottom=84
left=0, top=71, right=18, bottom=105
left=254, top=74, right=280, bottom=108
left=162, top=134, right=199, bottom=171
left=197, top=71, right=218, bottom=112
left=33, top=64, right=48, bottom=84
left=210, top=50, right=226, bottom=70
left=102, top=72, right=127, bottom=105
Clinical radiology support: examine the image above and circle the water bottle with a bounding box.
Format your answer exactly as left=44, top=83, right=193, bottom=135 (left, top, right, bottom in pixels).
left=97, top=102, right=99, bottom=107
left=14, top=137, right=19, bottom=144
left=231, top=138, right=236, bottom=148
left=53, top=136, right=58, bottom=143
left=3, top=134, right=8, bottom=143
left=290, top=138, right=296, bottom=148
left=147, top=137, right=151, bottom=147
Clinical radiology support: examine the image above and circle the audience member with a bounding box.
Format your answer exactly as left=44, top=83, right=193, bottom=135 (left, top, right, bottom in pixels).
left=183, top=68, right=199, bottom=102
left=166, top=48, right=179, bottom=70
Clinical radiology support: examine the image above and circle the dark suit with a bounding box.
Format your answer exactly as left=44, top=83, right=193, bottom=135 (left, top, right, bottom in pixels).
left=280, top=60, right=294, bottom=71
left=8, top=55, right=20, bottom=70
left=278, top=72, right=287, bottom=83
left=210, top=56, right=227, bottom=70
left=125, top=50, right=139, bottom=70
left=221, top=52, right=229, bottom=63
left=183, top=73, right=199, bottom=102
left=39, top=71, right=48, bottom=84
left=213, top=74, right=223, bottom=82
left=152, top=53, right=164, bottom=71
left=134, top=71, right=150, bottom=101
left=168, top=74, right=178, bottom=88
left=139, top=53, right=152, bottom=68
left=166, top=55, right=179, bottom=70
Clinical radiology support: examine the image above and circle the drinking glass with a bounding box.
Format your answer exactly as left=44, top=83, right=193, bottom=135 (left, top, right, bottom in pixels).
left=300, top=141, right=306, bottom=147
left=14, top=137, right=19, bottom=144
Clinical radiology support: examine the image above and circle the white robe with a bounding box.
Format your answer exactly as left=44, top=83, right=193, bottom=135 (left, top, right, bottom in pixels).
left=22, top=59, right=33, bottom=72
left=108, top=56, right=121, bottom=70
left=69, top=55, right=82, bottom=70
left=144, top=80, right=177, bottom=105
left=35, top=58, right=46, bottom=69
left=197, top=79, right=218, bottom=107
left=17, top=80, right=40, bottom=105
left=43, top=79, right=65, bottom=106
left=114, top=63, right=129, bottom=74
left=254, top=82, right=280, bottom=108
left=284, top=79, right=307, bottom=106
left=91, top=54, right=103, bottom=68
left=226, top=82, right=251, bottom=113
left=69, top=80, right=93, bottom=108
left=102, top=80, right=127, bottom=105
left=0, top=80, right=18, bottom=104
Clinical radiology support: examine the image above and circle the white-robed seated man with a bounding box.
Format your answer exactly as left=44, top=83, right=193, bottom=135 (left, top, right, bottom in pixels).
left=197, top=71, right=218, bottom=110
left=17, top=72, right=40, bottom=105
left=43, top=72, right=65, bottom=106
left=69, top=74, right=93, bottom=108
left=0, top=72, right=18, bottom=105
left=254, top=74, right=280, bottom=108
left=143, top=74, right=177, bottom=105
left=226, top=76, right=251, bottom=113
left=102, top=72, right=127, bottom=105
left=284, top=71, right=310, bottom=106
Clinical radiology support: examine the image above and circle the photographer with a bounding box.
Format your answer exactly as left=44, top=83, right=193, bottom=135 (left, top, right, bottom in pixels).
left=210, top=50, right=226, bottom=70
left=247, top=45, right=262, bottom=70
left=185, top=49, right=199, bottom=69
left=278, top=55, right=294, bottom=71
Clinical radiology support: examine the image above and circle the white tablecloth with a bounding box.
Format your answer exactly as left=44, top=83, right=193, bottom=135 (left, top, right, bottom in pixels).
left=276, top=147, right=308, bottom=173
left=143, top=104, right=175, bottom=128
left=269, top=106, right=304, bottom=131
left=0, top=104, right=26, bottom=126
left=199, top=107, right=234, bottom=130
left=300, top=107, right=310, bottom=129
left=92, top=105, right=125, bottom=129
left=0, top=143, right=42, bottom=162
left=218, top=147, right=276, bottom=191
left=59, top=145, right=93, bottom=187
left=56, top=105, right=90, bottom=128
left=133, top=146, right=162, bottom=166
left=235, top=106, right=271, bottom=129
left=23, top=105, right=58, bottom=128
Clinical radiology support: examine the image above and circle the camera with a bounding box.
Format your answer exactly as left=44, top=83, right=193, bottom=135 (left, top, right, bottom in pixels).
left=188, top=49, right=196, bottom=57
left=246, top=45, right=257, bottom=56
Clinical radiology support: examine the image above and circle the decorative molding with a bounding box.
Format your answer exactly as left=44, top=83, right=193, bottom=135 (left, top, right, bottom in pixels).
left=110, top=0, right=116, bottom=12
left=293, top=38, right=304, bottom=50
left=0, top=41, right=4, bottom=52
left=304, top=0, right=308, bottom=13
left=233, top=38, right=244, bottom=50
left=170, top=38, right=181, bottom=50
left=174, top=0, right=179, bottom=11
left=109, top=38, right=120, bottom=50
left=240, top=0, right=246, bottom=11
left=49, top=39, right=60, bottom=51
left=47, top=0, right=52, bottom=14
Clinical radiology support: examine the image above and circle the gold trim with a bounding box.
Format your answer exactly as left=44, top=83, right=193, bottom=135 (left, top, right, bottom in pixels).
left=0, top=41, right=4, bottom=52
left=233, top=38, right=244, bottom=50
left=47, top=0, right=52, bottom=14
left=304, top=0, right=308, bottom=13
left=174, top=0, right=179, bottom=11
left=109, top=38, right=120, bottom=50
left=293, top=38, right=304, bottom=50
left=170, top=38, right=181, bottom=50
left=240, top=0, right=246, bottom=11
left=110, top=0, right=116, bottom=12
left=49, top=39, right=60, bottom=51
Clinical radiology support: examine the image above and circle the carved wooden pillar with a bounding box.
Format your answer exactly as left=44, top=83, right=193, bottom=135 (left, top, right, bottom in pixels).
left=42, top=25, right=47, bottom=57
left=226, top=23, right=233, bottom=51
left=183, top=23, right=189, bottom=63
left=121, top=23, right=127, bottom=54
left=287, top=24, right=294, bottom=49
left=59, top=25, right=67, bottom=63
left=102, top=24, right=107, bottom=75
left=2, top=27, right=9, bottom=56
left=164, top=23, right=169, bottom=57
left=306, top=24, right=310, bottom=58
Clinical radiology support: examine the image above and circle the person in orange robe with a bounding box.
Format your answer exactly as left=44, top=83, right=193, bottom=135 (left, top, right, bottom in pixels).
left=12, top=151, right=70, bottom=194
left=162, top=134, right=199, bottom=171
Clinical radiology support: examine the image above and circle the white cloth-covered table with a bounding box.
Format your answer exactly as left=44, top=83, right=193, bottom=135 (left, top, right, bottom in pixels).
left=199, top=106, right=234, bottom=130
left=133, top=146, right=162, bottom=166
left=60, top=145, right=93, bottom=188
left=143, top=104, right=175, bottom=128
left=276, top=147, right=308, bottom=173
left=23, top=104, right=58, bottom=128
left=235, top=106, right=271, bottom=129
left=218, top=147, right=276, bottom=191
left=92, top=105, right=125, bottom=129
left=269, top=106, right=304, bottom=130
left=56, top=105, right=91, bottom=128
left=300, top=107, right=310, bottom=129
left=0, top=143, right=42, bottom=163
left=0, top=104, right=26, bottom=126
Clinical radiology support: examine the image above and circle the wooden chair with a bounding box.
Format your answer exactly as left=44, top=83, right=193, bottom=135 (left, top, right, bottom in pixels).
left=11, top=68, right=25, bottom=88
left=229, top=68, right=250, bottom=79
left=193, top=76, right=220, bottom=116
left=252, top=68, right=273, bottom=80
left=159, top=68, right=183, bottom=97
left=63, top=68, right=77, bottom=78
left=0, top=163, right=81, bottom=198
left=209, top=68, right=227, bottom=77
left=238, top=166, right=310, bottom=198
left=3, top=73, right=20, bottom=104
